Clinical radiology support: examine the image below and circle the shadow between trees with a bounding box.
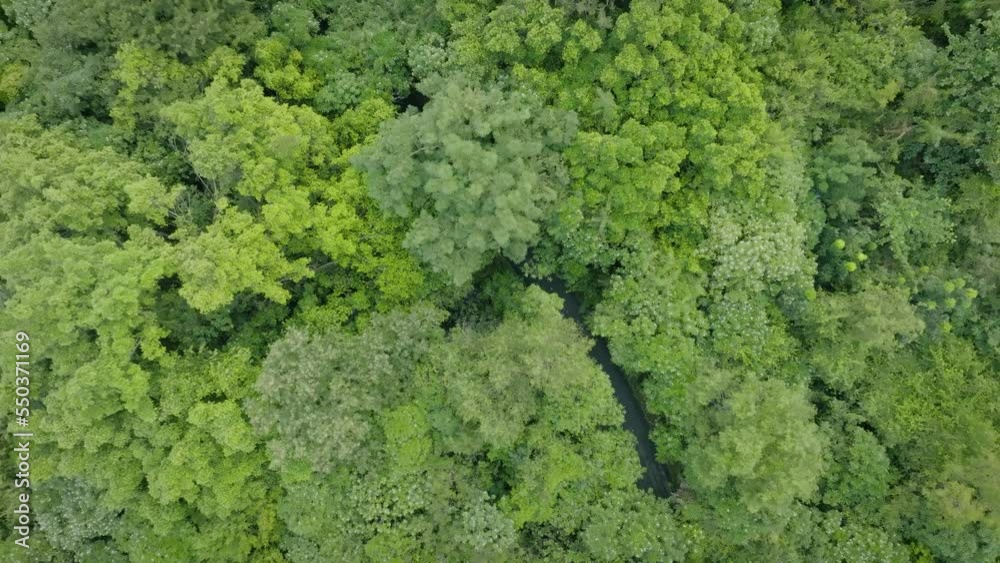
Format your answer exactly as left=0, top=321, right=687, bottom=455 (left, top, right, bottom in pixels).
left=525, top=273, right=677, bottom=498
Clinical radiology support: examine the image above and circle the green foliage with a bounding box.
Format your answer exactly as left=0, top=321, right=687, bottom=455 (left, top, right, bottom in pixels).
left=447, top=0, right=568, bottom=73
left=861, top=337, right=1000, bottom=562
left=249, top=305, right=447, bottom=473
left=2, top=1, right=998, bottom=561
left=253, top=0, right=446, bottom=114
left=175, top=207, right=312, bottom=313
left=0, top=115, right=173, bottom=373
left=160, top=77, right=436, bottom=317
left=592, top=249, right=707, bottom=377
left=355, top=77, right=577, bottom=284
left=674, top=371, right=826, bottom=544
left=0, top=0, right=263, bottom=120
left=804, top=284, right=925, bottom=390
left=253, top=286, right=684, bottom=561
left=33, top=478, right=125, bottom=560
left=819, top=425, right=897, bottom=522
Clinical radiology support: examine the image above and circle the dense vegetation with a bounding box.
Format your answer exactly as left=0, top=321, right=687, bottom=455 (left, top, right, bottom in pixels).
left=0, top=1, right=997, bottom=561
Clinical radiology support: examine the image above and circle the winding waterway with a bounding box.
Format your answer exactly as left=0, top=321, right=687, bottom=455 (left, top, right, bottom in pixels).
left=527, top=275, right=675, bottom=498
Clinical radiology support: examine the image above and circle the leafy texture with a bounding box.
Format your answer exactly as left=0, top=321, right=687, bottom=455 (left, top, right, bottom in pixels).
left=355, top=77, right=577, bottom=284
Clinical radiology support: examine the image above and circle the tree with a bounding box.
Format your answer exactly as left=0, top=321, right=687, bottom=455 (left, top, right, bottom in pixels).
left=803, top=284, right=925, bottom=391
left=249, top=305, right=446, bottom=474
left=162, top=76, right=436, bottom=316
left=354, top=76, right=577, bottom=284
left=2, top=1, right=999, bottom=560
left=673, top=370, right=827, bottom=544
left=256, top=0, right=446, bottom=114
left=0, top=0, right=263, bottom=120
left=252, top=286, right=684, bottom=562
left=591, top=248, right=707, bottom=378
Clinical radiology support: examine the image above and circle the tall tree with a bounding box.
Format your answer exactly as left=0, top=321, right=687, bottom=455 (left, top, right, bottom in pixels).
left=355, top=76, right=577, bottom=285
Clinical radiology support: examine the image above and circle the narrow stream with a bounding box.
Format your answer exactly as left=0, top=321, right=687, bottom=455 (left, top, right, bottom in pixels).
left=528, top=275, right=675, bottom=498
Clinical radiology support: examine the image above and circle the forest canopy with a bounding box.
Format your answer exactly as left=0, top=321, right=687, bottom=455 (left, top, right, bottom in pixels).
left=0, top=1, right=997, bottom=562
